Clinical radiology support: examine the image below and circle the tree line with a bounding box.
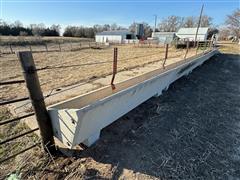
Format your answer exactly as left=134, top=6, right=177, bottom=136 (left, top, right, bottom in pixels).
left=63, top=23, right=127, bottom=38
left=62, top=15, right=213, bottom=39
left=157, top=15, right=213, bottom=32
left=220, top=8, right=239, bottom=40
left=0, top=20, right=60, bottom=36
left=63, top=15, right=214, bottom=39
left=0, top=9, right=238, bottom=40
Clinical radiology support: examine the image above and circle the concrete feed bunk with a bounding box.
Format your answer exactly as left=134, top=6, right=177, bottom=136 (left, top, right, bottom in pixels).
left=48, top=49, right=219, bottom=149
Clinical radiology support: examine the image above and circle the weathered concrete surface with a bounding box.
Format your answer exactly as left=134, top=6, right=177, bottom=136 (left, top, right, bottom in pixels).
left=25, top=53, right=240, bottom=180
left=48, top=49, right=218, bottom=148
left=7, top=49, right=210, bottom=140
left=69, top=53, right=239, bottom=179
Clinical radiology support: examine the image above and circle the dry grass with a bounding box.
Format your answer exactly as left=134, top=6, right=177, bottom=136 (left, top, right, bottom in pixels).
left=0, top=35, right=92, bottom=45
left=0, top=42, right=210, bottom=179
left=218, top=41, right=240, bottom=54
left=0, top=106, right=47, bottom=179
left=1, top=52, right=238, bottom=179
left=0, top=44, right=198, bottom=101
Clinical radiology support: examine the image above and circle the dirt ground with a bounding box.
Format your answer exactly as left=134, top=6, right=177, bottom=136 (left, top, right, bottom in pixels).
left=0, top=44, right=195, bottom=101
left=2, top=49, right=238, bottom=179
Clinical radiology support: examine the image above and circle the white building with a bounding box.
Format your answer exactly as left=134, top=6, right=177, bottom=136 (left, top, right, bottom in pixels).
left=176, top=27, right=209, bottom=41
left=151, top=32, right=176, bottom=43
left=95, top=30, right=135, bottom=43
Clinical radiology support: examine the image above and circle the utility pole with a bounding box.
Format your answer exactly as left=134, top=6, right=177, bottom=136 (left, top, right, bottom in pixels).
left=154, top=15, right=157, bottom=32
left=194, top=4, right=204, bottom=47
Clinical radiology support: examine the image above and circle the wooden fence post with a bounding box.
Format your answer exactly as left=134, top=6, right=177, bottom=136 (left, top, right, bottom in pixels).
left=176, top=39, right=178, bottom=49
left=17, top=51, right=55, bottom=153
left=204, top=41, right=207, bottom=52
left=111, top=47, right=118, bottom=90
left=29, top=45, right=32, bottom=53
left=208, top=40, right=211, bottom=50
left=45, top=43, right=48, bottom=52
left=163, top=44, right=169, bottom=68
left=210, top=40, right=213, bottom=49
left=58, top=42, right=62, bottom=52
left=9, top=44, right=14, bottom=54
left=196, top=41, right=199, bottom=55
left=70, top=41, right=73, bottom=51
left=184, top=40, right=189, bottom=59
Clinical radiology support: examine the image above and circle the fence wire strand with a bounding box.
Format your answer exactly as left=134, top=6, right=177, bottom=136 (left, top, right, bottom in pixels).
left=0, top=43, right=207, bottom=164
left=0, top=142, right=41, bottom=164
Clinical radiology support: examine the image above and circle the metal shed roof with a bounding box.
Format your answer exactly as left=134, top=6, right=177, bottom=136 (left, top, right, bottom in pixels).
left=96, top=30, right=133, bottom=36
left=177, top=27, right=209, bottom=35
left=152, top=32, right=176, bottom=35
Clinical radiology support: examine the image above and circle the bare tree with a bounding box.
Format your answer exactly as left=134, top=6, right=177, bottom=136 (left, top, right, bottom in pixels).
left=200, top=15, right=213, bottom=27
left=103, top=24, right=110, bottom=31
left=158, top=16, right=182, bottom=32
left=225, top=8, right=240, bottom=37
left=129, top=22, right=137, bottom=33
left=218, top=28, right=231, bottom=40
left=183, top=16, right=196, bottom=28
left=31, top=23, right=46, bottom=36
left=207, top=27, right=219, bottom=39
left=143, top=22, right=152, bottom=37
left=110, top=23, right=118, bottom=31
left=12, top=20, right=23, bottom=28
left=50, top=24, right=61, bottom=34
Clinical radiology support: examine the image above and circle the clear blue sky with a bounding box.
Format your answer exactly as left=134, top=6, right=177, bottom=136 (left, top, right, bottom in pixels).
left=1, top=0, right=239, bottom=30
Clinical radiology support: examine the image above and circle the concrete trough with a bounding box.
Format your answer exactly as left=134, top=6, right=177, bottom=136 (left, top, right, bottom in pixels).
left=48, top=49, right=219, bottom=149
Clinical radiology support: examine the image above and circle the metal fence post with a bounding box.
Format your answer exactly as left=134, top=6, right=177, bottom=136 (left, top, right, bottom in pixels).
left=9, top=44, right=14, bottom=54
left=29, top=45, right=32, bottom=53
left=45, top=43, right=48, bottom=52
left=196, top=41, right=199, bottom=55
left=162, top=44, right=169, bottom=69
left=184, top=40, right=189, bottom=59
left=17, top=51, right=55, bottom=153
left=208, top=40, right=212, bottom=50
left=176, top=39, right=178, bottom=49
left=58, top=42, right=62, bottom=52
left=70, top=41, right=73, bottom=51
left=111, top=47, right=118, bottom=89
left=204, top=41, right=207, bottom=52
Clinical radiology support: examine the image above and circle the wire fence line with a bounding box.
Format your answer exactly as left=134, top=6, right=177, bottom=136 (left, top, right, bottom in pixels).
left=36, top=49, right=180, bottom=71
left=0, top=59, right=49, bottom=164
left=0, top=79, right=39, bottom=164
left=0, top=44, right=197, bottom=104
left=1, top=42, right=206, bottom=101
left=0, top=142, right=41, bottom=164
left=0, top=41, right=213, bottom=165
left=0, top=112, right=35, bottom=126
left=1, top=45, right=181, bottom=90
left=0, top=41, right=106, bottom=55
left=34, top=48, right=188, bottom=99
left=35, top=41, right=211, bottom=98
